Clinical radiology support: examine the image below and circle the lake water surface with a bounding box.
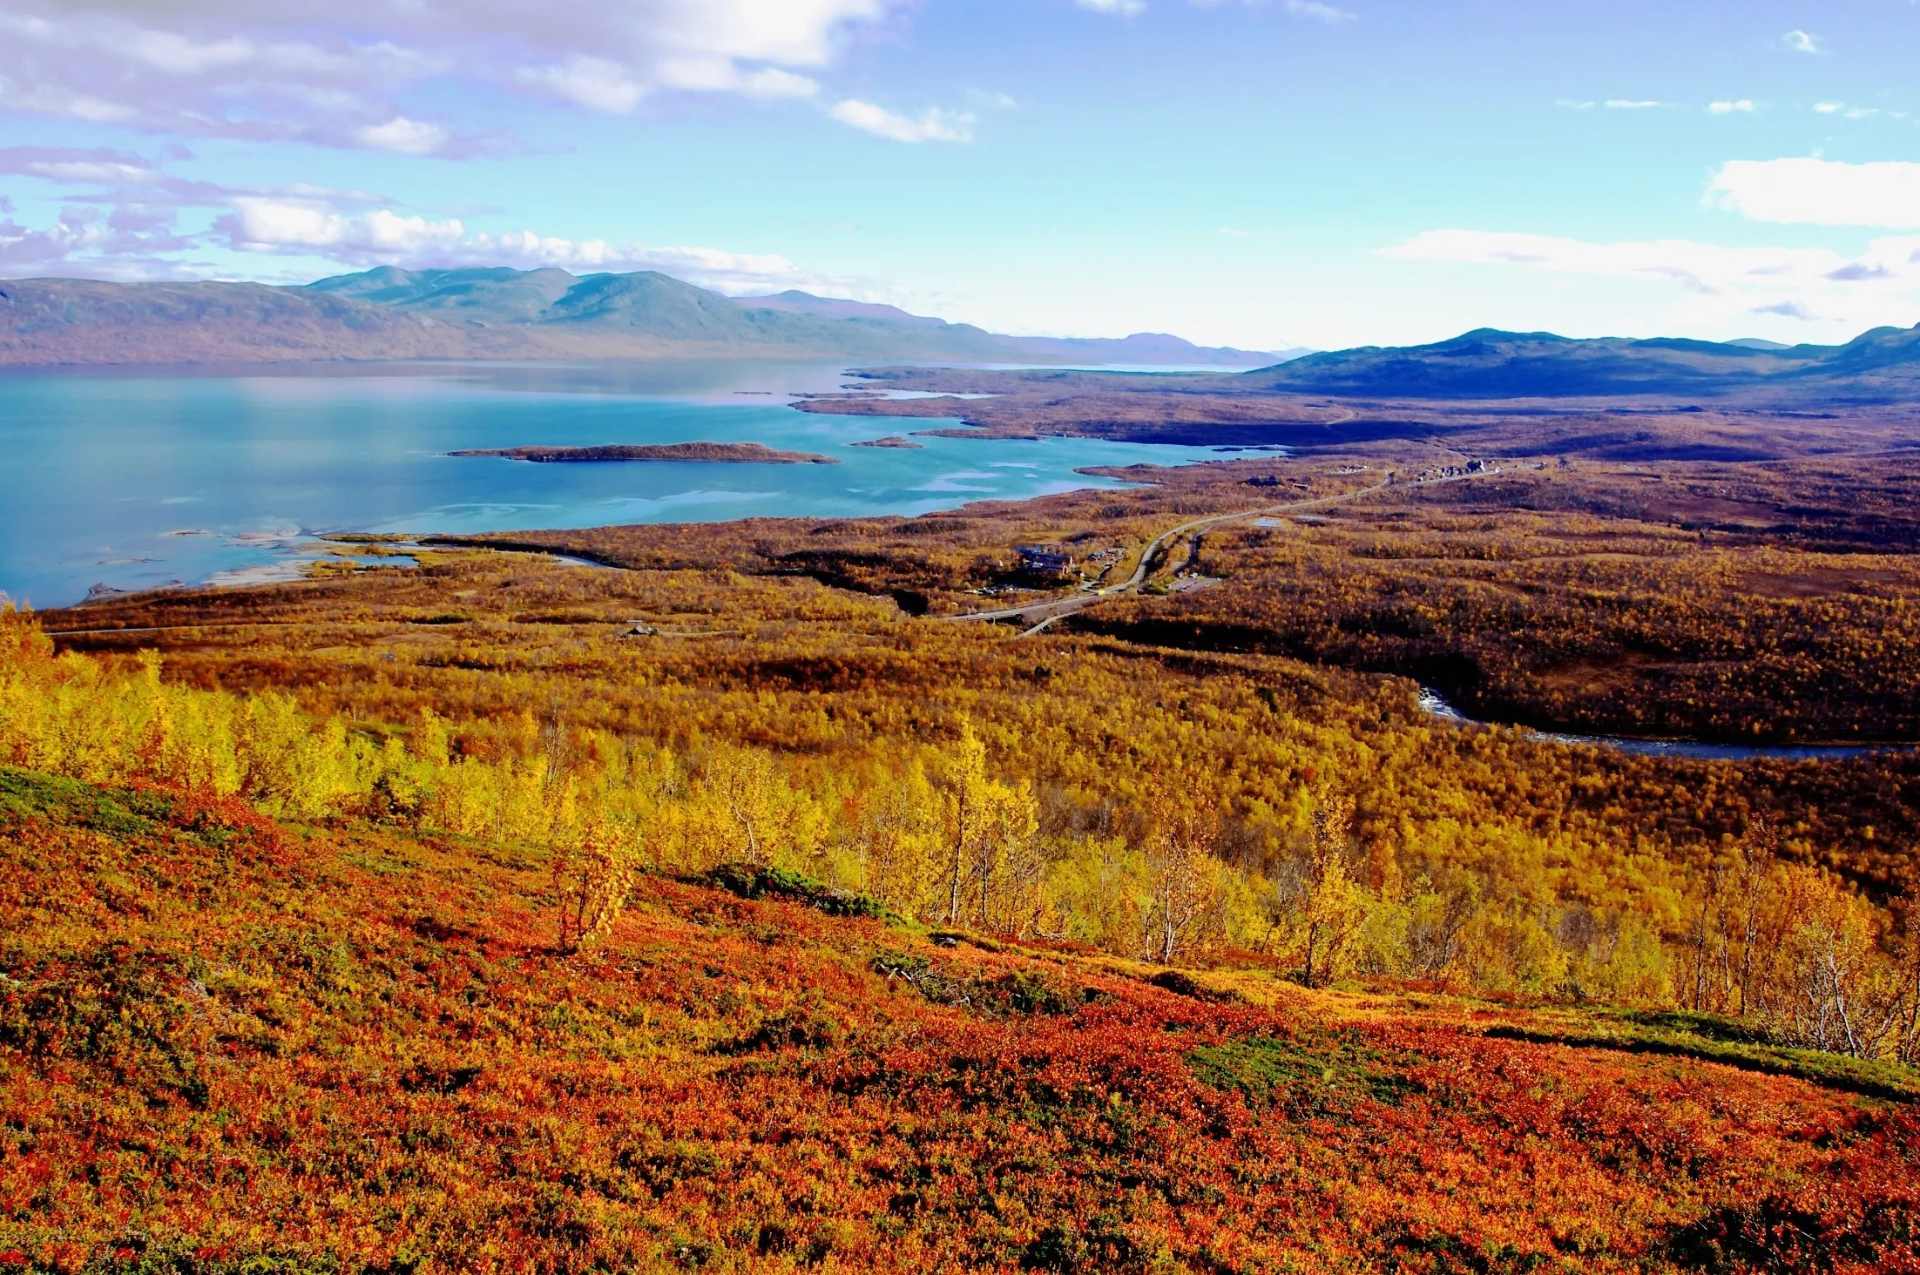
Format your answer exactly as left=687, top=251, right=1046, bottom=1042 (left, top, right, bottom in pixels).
left=0, top=360, right=1237, bottom=608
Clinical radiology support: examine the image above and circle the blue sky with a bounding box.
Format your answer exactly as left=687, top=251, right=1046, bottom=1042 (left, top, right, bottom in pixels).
left=3, top=0, right=1918, bottom=349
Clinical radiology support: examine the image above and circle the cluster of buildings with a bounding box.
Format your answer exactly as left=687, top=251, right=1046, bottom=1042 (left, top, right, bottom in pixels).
left=1015, top=545, right=1077, bottom=575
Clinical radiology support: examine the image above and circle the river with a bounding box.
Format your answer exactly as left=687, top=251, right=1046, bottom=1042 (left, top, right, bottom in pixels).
left=1416, top=690, right=1904, bottom=763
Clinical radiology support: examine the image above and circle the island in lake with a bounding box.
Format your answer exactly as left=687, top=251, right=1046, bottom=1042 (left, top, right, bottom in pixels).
left=849, top=435, right=925, bottom=449
left=451, top=442, right=841, bottom=465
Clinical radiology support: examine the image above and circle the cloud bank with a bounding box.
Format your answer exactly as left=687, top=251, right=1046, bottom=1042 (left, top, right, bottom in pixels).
left=1076, top=0, right=1354, bottom=21
left=0, top=144, right=866, bottom=294
left=220, top=196, right=854, bottom=293
left=1383, top=228, right=1920, bottom=331
left=0, top=0, right=899, bottom=153
left=1707, top=158, right=1920, bottom=230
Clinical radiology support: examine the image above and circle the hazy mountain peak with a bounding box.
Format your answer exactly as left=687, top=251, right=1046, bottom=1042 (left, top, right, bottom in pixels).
left=738, top=291, right=947, bottom=328
left=1253, top=323, right=1920, bottom=399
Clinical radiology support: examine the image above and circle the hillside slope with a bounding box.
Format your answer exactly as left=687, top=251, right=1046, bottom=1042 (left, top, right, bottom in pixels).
left=0, top=277, right=511, bottom=366
left=1250, top=325, right=1920, bottom=399
left=4, top=767, right=1917, bottom=1273
left=0, top=269, right=1291, bottom=368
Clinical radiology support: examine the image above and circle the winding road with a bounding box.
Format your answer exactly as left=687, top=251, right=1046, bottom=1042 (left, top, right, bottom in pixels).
left=948, top=463, right=1514, bottom=636
left=41, top=458, right=1516, bottom=646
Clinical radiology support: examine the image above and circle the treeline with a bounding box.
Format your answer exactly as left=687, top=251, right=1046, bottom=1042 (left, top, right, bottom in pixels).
left=1094, top=504, right=1920, bottom=743
left=9, top=607, right=1917, bottom=1063
left=450, top=458, right=1920, bottom=742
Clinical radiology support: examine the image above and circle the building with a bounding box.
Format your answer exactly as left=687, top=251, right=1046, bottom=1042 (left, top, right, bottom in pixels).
left=1016, top=545, right=1076, bottom=574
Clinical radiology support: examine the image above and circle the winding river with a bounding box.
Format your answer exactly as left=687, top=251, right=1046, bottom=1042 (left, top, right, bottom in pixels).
left=1416, top=690, right=1906, bottom=763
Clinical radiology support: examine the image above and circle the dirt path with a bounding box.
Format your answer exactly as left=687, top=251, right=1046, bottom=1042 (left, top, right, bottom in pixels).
left=949, top=465, right=1514, bottom=635
left=41, top=620, right=314, bottom=639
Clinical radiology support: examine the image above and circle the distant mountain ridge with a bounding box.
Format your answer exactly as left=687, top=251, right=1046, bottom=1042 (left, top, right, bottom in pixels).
left=0, top=266, right=1301, bottom=368
left=735, top=290, right=945, bottom=327
left=1249, top=325, right=1920, bottom=399
left=11, top=266, right=1911, bottom=397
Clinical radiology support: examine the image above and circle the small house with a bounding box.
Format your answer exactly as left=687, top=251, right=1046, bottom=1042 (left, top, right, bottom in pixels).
left=1016, top=545, right=1076, bottom=574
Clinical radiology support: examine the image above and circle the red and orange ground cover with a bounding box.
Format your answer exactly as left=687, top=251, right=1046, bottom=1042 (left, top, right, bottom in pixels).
left=3, top=769, right=1917, bottom=1274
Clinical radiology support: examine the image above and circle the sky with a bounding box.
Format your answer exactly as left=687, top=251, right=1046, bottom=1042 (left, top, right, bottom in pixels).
left=3, top=0, right=1919, bottom=350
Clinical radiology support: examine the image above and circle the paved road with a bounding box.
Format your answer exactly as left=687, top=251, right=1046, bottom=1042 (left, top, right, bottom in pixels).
left=950, top=465, right=1512, bottom=634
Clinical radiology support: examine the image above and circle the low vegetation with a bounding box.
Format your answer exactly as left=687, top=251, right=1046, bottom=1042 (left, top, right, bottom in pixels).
left=4, top=748, right=1918, bottom=1272
left=16, top=414, right=1920, bottom=1269
left=1078, top=460, right=1920, bottom=743
left=16, top=541, right=1920, bottom=1063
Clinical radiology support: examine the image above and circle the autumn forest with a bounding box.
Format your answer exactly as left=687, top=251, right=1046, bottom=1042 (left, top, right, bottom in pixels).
left=7, top=379, right=1920, bottom=1273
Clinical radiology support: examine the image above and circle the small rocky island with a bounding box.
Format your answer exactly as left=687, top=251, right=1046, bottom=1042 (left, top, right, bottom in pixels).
left=451, top=442, right=840, bottom=465
left=849, top=435, right=925, bottom=449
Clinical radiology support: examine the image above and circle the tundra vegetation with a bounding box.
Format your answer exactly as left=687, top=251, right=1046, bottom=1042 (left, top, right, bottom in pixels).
left=7, top=432, right=1920, bottom=1271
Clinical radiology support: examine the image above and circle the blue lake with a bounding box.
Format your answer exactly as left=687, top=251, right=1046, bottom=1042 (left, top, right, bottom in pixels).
left=0, top=360, right=1237, bottom=608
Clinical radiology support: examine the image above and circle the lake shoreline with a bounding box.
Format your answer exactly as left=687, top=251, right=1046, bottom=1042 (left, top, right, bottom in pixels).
left=0, top=359, right=1238, bottom=608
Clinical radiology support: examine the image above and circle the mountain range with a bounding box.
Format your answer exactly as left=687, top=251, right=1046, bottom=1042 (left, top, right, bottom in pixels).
left=1247, top=325, right=1920, bottom=400
left=6, top=266, right=1918, bottom=402
left=0, top=267, right=1302, bottom=369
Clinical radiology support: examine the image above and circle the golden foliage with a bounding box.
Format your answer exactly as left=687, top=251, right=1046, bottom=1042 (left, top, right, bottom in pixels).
left=15, top=500, right=1920, bottom=1064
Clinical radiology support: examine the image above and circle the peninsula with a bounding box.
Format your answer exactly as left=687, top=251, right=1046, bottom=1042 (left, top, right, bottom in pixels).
left=450, top=442, right=841, bottom=465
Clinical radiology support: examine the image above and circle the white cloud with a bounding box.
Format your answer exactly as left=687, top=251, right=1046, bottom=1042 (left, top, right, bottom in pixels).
left=735, top=68, right=823, bottom=99
left=0, top=75, right=143, bottom=125
left=1605, top=100, right=1661, bottom=110
left=1382, top=227, right=1920, bottom=333
left=0, top=207, right=199, bottom=278
left=1783, top=29, right=1823, bottom=54
left=519, top=51, right=825, bottom=111
left=2, top=198, right=862, bottom=294
left=1811, top=101, right=1904, bottom=121
left=208, top=193, right=863, bottom=295
left=517, top=58, right=648, bottom=114
left=1709, top=100, right=1756, bottom=114
left=1284, top=0, right=1355, bottom=21
left=354, top=117, right=450, bottom=156
left=0, top=0, right=894, bottom=151
left=649, top=56, right=820, bottom=99
left=1708, top=157, right=1920, bottom=229
left=0, top=146, right=162, bottom=186
left=1078, top=0, right=1355, bottom=19
left=0, top=143, right=870, bottom=296
left=223, top=198, right=468, bottom=256
left=1384, top=229, right=1839, bottom=293
left=829, top=99, right=974, bottom=143
left=477, top=240, right=856, bottom=295
left=0, top=144, right=392, bottom=219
